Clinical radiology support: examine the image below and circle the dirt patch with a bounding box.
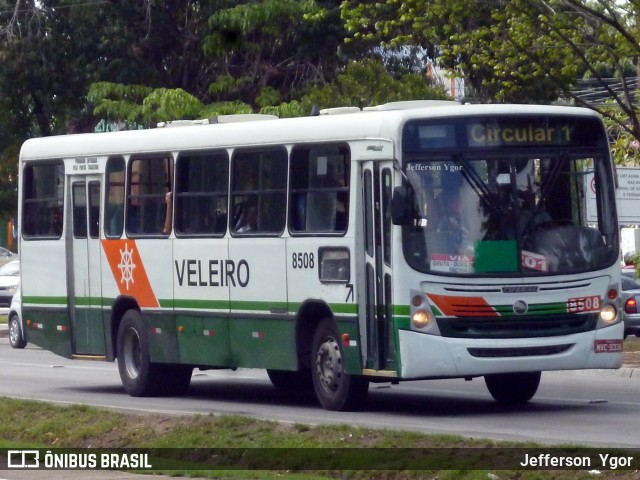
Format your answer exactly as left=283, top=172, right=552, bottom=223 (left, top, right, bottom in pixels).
left=623, top=351, right=640, bottom=368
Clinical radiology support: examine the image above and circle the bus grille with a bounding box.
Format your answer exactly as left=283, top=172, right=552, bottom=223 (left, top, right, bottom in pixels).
left=437, top=313, right=599, bottom=339
left=468, top=344, right=574, bottom=358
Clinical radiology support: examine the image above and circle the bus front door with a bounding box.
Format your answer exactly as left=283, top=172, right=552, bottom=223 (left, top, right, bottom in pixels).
left=362, top=161, right=397, bottom=372
left=69, top=177, right=105, bottom=355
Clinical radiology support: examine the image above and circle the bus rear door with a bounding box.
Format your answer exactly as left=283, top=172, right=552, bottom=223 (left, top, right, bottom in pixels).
left=69, top=175, right=106, bottom=356
left=362, top=161, right=397, bottom=373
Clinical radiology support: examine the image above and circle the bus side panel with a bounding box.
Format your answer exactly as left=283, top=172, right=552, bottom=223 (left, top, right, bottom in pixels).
left=172, top=239, right=231, bottom=366
left=145, top=312, right=181, bottom=363
left=286, top=235, right=363, bottom=375
left=21, top=240, right=72, bottom=358
left=229, top=238, right=292, bottom=369
left=22, top=308, right=73, bottom=358
left=175, top=314, right=231, bottom=366
left=229, top=317, right=297, bottom=369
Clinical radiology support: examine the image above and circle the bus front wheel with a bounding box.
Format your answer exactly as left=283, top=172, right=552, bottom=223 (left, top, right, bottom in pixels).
left=484, top=371, right=541, bottom=405
left=116, top=309, right=161, bottom=396
left=311, top=318, right=368, bottom=411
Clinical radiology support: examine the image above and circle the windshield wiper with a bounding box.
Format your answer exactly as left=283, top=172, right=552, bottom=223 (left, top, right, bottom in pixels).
left=454, top=154, right=503, bottom=218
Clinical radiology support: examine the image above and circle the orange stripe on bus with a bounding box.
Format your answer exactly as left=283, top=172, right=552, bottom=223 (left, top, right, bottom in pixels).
left=101, top=239, right=159, bottom=308
left=426, top=293, right=498, bottom=317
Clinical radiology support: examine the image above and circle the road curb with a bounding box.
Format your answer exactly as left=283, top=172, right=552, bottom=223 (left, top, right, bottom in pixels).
left=574, top=366, right=640, bottom=379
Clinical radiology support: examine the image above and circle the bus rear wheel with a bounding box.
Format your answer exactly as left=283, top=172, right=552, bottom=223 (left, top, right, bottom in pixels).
left=311, top=318, right=368, bottom=411
left=484, top=371, right=541, bottom=405
left=117, top=309, right=162, bottom=396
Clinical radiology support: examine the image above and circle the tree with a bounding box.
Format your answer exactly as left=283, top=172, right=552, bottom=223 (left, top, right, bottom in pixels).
left=340, top=0, right=640, bottom=164
left=203, top=0, right=359, bottom=108
left=340, top=0, right=581, bottom=103
left=0, top=0, right=217, bottom=218
left=89, top=57, right=450, bottom=124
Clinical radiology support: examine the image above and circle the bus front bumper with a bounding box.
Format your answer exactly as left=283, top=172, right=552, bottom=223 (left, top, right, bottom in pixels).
left=397, top=322, right=624, bottom=379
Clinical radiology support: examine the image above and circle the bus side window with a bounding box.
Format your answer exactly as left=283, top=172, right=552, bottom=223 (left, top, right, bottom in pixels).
left=231, top=148, right=287, bottom=235
left=105, top=156, right=125, bottom=238
left=127, top=155, right=173, bottom=236
left=174, top=150, right=228, bottom=236
left=22, top=162, right=64, bottom=239
left=289, top=143, right=350, bottom=235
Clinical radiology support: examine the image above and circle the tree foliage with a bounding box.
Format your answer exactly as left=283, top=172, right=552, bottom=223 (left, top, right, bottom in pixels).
left=89, top=58, right=450, bottom=123
left=12, top=0, right=640, bottom=221
left=340, top=0, right=640, bottom=164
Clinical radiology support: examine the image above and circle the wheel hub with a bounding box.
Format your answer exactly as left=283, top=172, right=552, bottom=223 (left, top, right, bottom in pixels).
left=316, top=338, right=342, bottom=393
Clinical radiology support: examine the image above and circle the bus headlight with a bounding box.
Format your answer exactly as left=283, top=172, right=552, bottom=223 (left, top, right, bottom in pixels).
left=412, top=310, right=434, bottom=329
left=409, top=290, right=441, bottom=334
left=599, top=304, right=617, bottom=324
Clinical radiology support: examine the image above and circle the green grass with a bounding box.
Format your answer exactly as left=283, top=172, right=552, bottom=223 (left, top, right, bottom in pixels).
left=0, top=398, right=637, bottom=479
left=625, top=335, right=640, bottom=351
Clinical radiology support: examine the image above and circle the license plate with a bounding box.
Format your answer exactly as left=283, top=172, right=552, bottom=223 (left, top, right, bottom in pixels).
left=594, top=339, right=623, bottom=353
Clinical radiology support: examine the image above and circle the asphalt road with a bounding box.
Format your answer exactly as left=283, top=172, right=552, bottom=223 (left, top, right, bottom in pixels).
left=1, top=327, right=639, bottom=479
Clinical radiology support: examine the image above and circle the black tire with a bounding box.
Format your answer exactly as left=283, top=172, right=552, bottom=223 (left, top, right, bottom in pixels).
left=8, top=313, right=26, bottom=349
left=311, top=318, right=368, bottom=411
left=116, top=309, right=162, bottom=396
left=267, top=369, right=313, bottom=391
left=485, top=371, right=541, bottom=405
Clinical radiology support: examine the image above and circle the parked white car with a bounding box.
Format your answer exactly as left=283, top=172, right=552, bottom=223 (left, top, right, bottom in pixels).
left=0, top=247, right=17, bottom=267
left=0, top=259, right=19, bottom=308
left=8, top=285, right=26, bottom=349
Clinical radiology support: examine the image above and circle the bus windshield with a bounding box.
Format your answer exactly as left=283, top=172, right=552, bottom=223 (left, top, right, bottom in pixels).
left=401, top=152, right=618, bottom=276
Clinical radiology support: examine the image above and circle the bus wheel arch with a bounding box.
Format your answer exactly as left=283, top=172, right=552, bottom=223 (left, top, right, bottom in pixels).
left=116, top=308, right=162, bottom=396
left=295, top=299, right=334, bottom=370
left=311, top=317, right=369, bottom=411
left=109, top=296, right=140, bottom=361
left=113, top=303, right=192, bottom=397
left=264, top=300, right=333, bottom=393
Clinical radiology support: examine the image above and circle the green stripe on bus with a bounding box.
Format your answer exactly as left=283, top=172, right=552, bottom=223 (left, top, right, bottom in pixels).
left=229, top=300, right=289, bottom=311
left=172, top=299, right=230, bottom=310
left=328, top=303, right=358, bottom=314
left=394, top=316, right=411, bottom=330
left=73, top=297, right=104, bottom=307
left=23, top=296, right=68, bottom=306
left=392, top=305, right=410, bottom=316
left=494, top=302, right=568, bottom=316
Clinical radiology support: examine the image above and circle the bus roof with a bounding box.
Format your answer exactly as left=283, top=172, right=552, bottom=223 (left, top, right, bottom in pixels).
left=19, top=103, right=601, bottom=161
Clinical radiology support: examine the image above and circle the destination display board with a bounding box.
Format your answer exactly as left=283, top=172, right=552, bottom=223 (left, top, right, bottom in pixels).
left=403, top=115, right=607, bottom=152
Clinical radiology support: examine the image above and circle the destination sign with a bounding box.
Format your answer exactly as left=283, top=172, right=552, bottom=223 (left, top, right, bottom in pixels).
left=403, top=115, right=607, bottom=152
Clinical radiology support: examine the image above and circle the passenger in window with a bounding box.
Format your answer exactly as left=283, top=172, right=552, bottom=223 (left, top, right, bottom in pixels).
left=163, top=191, right=173, bottom=235
left=236, top=203, right=258, bottom=233
left=292, top=193, right=306, bottom=231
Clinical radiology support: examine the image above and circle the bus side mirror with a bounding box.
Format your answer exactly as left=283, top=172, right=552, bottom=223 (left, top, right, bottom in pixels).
left=391, top=185, right=413, bottom=225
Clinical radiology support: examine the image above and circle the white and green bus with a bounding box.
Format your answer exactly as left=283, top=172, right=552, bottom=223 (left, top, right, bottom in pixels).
left=18, top=101, right=623, bottom=410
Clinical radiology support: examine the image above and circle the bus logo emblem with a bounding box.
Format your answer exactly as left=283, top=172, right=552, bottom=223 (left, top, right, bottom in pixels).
left=513, top=300, right=528, bottom=315
left=118, top=242, right=137, bottom=290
